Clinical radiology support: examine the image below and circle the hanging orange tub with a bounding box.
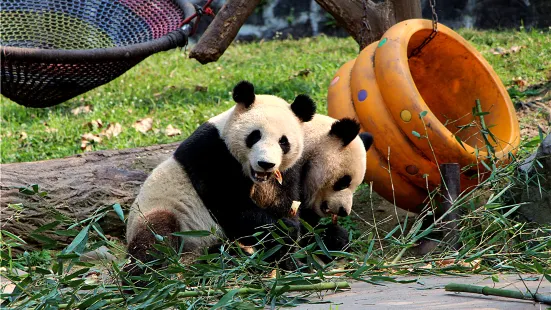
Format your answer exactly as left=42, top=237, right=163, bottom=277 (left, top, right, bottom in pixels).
left=327, top=19, right=520, bottom=213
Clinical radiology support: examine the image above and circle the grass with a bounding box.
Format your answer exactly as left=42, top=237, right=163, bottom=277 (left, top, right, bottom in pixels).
left=1, top=28, right=550, bottom=164
left=1, top=28, right=551, bottom=309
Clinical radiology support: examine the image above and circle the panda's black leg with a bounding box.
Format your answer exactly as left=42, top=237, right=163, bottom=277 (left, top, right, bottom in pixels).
left=123, top=210, right=180, bottom=288
left=221, top=208, right=304, bottom=271
left=298, top=220, right=350, bottom=265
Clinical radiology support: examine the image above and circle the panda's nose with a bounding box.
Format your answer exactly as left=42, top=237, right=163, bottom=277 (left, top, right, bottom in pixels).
left=338, top=206, right=348, bottom=217
left=257, top=161, right=275, bottom=170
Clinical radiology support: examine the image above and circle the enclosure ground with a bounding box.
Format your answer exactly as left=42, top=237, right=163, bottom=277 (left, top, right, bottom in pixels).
left=296, top=274, right=550, bottom=309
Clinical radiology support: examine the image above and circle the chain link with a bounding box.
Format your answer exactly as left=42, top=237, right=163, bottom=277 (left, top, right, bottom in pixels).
left=409, top=0, right=438, bottom=58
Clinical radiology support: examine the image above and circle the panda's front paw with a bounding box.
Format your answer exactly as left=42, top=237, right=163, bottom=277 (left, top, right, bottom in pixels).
left=278, top=217, right=301, bottom=239
left=321, top=224, right=350, bottom=252
left=278, top=256, right=307, bottom=272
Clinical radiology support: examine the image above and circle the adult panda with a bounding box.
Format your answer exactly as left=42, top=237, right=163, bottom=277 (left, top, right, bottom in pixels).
left=125, top=81, right=316, bottom=277
left=253, top=114, right=373, bottom=262
left=297, top=115, right=372, bottom=258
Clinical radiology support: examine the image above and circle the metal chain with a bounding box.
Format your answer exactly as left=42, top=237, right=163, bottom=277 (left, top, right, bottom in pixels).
left=409, top=0, right=438, bottom=58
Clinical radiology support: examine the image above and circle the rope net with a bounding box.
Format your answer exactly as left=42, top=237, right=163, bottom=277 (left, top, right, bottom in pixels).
left=1, top=0, right=189, bottom=108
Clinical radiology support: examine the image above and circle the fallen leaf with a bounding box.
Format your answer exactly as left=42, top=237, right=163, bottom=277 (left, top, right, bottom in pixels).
left=81, top=133, right=102, bottom=144
left=512, top=77, right=527, bottom=89
left=490, top=45, right=524, bottom=56
left=92, top=119, right=103, bottom=128
left=19, top=132, right=27, bottom=141
left=165, top=125, right=182, bottom=137
left=84, top=119, right=103, bottom=129
left=290, top=69, right=311, bottom=79
left=509, top=45, right=523, bottom=53
left=71, top=105, right=91, bottom=115
left=434, top=259, right=455, bottom=267
left=133, top=117, right=153, bottom=134
left=102, top=123, right=122, bottom=139
left=195, top=85, right=208, bottom=92
left=80, top=142, right=93, bottom=151
left=45, top=127, right=58, bottom=133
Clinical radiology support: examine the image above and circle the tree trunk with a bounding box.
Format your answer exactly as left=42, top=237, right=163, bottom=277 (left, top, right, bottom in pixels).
left=314, top=0, right=422, bottom=49
left=0, top=143, right=179, bottom=250
left=190, top=0, right=422, bottom=64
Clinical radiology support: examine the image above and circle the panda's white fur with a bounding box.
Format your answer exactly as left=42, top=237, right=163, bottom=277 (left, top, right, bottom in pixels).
left=221, top=95, right=306, bottom=182
left=247, top=114, right=373, bottom=264
left=124, top=81, right=316, bottom=278
left=301, top=114, right=371, bottom=218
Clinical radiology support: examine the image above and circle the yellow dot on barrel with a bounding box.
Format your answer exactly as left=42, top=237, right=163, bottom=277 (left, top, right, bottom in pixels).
left=400, top=110, right=412, bottom=122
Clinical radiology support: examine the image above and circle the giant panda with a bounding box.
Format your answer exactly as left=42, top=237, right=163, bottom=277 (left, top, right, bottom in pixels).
left=252, top=114, right=373, bottom=263
left=124, top=81, right=316, bottom=278
left=297, top=115, right=372, bottom=257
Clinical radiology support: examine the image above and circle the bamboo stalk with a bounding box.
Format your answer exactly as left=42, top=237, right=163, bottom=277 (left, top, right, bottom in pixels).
left=58, top=281, right=351, bottom=309
left=445, top=283, right=551, bottom=305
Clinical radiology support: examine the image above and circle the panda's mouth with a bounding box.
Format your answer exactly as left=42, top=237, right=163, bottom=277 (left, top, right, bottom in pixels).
left=250, top=167, right=273, bottom=183
left=320, top=201, right=331, bottom=214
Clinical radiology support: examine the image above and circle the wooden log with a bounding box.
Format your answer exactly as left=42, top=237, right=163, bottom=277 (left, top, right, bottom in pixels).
left=439, top=163, right=461, bottom=250
left=0, top=143, right=179, bottom=249
left=189, top=0, right=262, bottom=64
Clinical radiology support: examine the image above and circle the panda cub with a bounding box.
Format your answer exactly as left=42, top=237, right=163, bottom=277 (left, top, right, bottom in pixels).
left=125, top=81, right=316, bottom=277
left=253, top=114, right=373, bottom=262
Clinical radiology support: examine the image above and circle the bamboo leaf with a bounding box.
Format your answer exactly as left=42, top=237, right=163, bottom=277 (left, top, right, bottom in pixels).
left=314, top=234, right=332, bottom=259
left=112, top=203, right=124, bottom=222
left=212, top=289, right=240, bottom=309
left=65, top=225, right=90, bottom=254
left=261, top=244, right=283, bottom=261
left=412, top=131, right=421, bottom=139
left=172, top=230, right=212, bottom=237
left=455, top=135, right=467, bottom=151
left=1, top=230, right=27, bottom=244
left=54, top=229, right=79, bottom=237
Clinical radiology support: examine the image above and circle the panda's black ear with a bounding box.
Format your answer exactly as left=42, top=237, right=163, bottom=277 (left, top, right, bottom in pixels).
left=232, top=80, right=255, bottom=108
left=359, top=132, right=374, bottom=151
left=329, top=118, right=360, bottom=147
left=291, top=94, right=316, bottom=122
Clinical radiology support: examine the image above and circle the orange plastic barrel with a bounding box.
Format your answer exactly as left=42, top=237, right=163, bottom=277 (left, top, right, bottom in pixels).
left=327, top=19, right=520, bottom=212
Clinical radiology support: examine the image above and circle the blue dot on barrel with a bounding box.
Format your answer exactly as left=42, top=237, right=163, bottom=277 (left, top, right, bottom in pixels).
left=358, top=89, right=368, bottom=101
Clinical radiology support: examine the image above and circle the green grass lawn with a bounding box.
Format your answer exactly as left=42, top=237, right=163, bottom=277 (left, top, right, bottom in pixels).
left=1, top=28, right=550, bottom=164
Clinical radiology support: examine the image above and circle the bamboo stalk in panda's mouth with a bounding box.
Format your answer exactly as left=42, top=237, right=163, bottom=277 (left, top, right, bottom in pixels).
left=274, top=169, right=283, bottom=185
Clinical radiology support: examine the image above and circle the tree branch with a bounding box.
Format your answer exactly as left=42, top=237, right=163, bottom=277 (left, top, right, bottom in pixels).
left=189, top=0, right=262, bottom=64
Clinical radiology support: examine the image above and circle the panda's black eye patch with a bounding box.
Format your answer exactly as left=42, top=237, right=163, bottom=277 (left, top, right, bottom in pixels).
left=246, top=130, right=262, bottom=148
left=333, top=175, right=352, bottom=191
left=279, top=135, right=290, bottom=154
